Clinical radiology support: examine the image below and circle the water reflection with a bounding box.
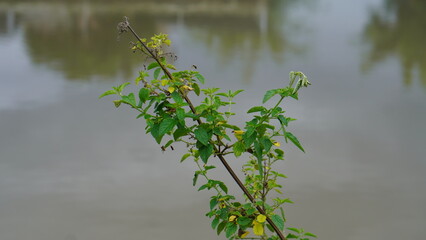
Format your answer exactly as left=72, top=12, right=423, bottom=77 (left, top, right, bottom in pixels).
left=0, top=9, right=17, bottom=36
left=362, top=0, right=426, bottom=88
left=185, top=0, right=306, bottom=83
left=3, top=4, right=148, bottom=80
left=0, top=0, right=304, bottom=81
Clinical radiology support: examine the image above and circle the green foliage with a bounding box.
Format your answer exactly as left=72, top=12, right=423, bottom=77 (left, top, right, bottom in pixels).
left=101, top=26, right=315, bottom=240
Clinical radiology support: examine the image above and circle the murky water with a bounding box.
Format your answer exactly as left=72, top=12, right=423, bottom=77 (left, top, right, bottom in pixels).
left=0, top=0, right=425, bottom=239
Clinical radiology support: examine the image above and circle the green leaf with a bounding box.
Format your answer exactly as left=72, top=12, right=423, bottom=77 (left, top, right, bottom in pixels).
left=193, top=171, right=200, bottom=186
left=139, top=88, right=150, bottom=104
left=287, top=228, right=302, bottom=234
left=260, top=137, right=273, bottom=153
left=218, top=182, right=228, bottom=194
left=122, top=93, right=136, bottom=106
left=246, top=207, right=256, bottom=215
left=171, top=91, right=184, bottom=104
left=225, top=223, right=238, bottom=238
left=173, top=127, right=190, bottom=140
left=147, top=62, right=159, bottom=70
left=180, top=153, right=191, bottom=162
left=192, top=83, right=201, bottom=96
left=247, top=106, right=267, bottom=114
left=163, top=139, right=173, bottom=148
left=233, top=141, right=246, bottom=157
left=243, top=127, right=255, bottom=140
left=266, top=223, right=275, bottom=232
left=166, top=64, right=176, bottom=70
left=263, top=89, right=279, bottom=103
left=230, top=89, right=244, bottom=97
left=99, top=89, right=116, bottom=99
left=221, top=124, right=240, bottom=131
left=216, top=93, right=228, bottom=97
left=237, top=217, right=252, bottom=227
left=254, top=141, right=264, bottom=176
left=211, top=217, right=220, bottom=229
left=278, top=115, right=288, bottom=127
left=271, top=214, right=285, bottom=230
left=287, top=233, right=299, bottom=239
left=304, top=232, right=318, bottom=238
left=205, top=165, right=216, bottom=171
left=118, top=82, right=130, bottom=93
left=210, top=198, right=218, bottom=210
left=176, top=108, right=185, bottom=122
left=135, top=71, right=149, bottom=85
left=199, top=144, right=213, bottom=163
left=150, top=123, right=163, bottom=144
left=194, top=127, right=210, bottom=146
left=217, top=221, right=227, bottom=235
left=198, top=184, right=208, bottom=191
left=243, top=131, right=257, bottom=149
left=194, top=73, right=205, bottom=84
left=159, top=118, right=177, bottom=137
left=285, top=132, right=305, bottom=152
left=153, top=68, right=161, bottom=79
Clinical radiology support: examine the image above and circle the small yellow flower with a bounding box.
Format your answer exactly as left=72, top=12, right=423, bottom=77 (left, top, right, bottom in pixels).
left=229, top=215, right=237, bottom=222
left=256, top=214, right=267, bottom=223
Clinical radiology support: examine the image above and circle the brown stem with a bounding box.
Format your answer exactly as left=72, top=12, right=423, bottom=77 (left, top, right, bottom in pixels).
left=124, top=19, right=286, bottom=240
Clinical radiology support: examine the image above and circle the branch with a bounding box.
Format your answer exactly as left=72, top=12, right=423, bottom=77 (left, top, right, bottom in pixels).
left=122, top=17, right=287, bottom=240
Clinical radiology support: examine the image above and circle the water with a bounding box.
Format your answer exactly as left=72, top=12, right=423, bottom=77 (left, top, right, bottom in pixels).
left=0, top=0, right=425, bottom=239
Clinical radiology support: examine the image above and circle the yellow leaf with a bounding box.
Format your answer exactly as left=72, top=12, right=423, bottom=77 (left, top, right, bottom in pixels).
left=240, top=231, right=249, bottom=238
left=253, top=221, right=264, bottom=236
left=161, top=80, right=169, bottom=86
left=168, top=87, right=175, bottom=93
left=256, top=214, right=267, bottom=223
left=229, top=215, right=237, bottom=222
left=217, top=121, right=226, bottom=125
left=233, top=130, right=244, bottom=141
left=181, top=85, right=194, bottom=91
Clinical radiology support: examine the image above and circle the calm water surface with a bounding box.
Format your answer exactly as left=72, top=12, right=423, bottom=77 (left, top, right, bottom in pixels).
left=0, top=0, right=425, bottom=239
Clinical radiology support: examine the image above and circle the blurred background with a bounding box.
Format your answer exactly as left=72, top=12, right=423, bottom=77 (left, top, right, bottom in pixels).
left=0, top=0, right=425, bottom=239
